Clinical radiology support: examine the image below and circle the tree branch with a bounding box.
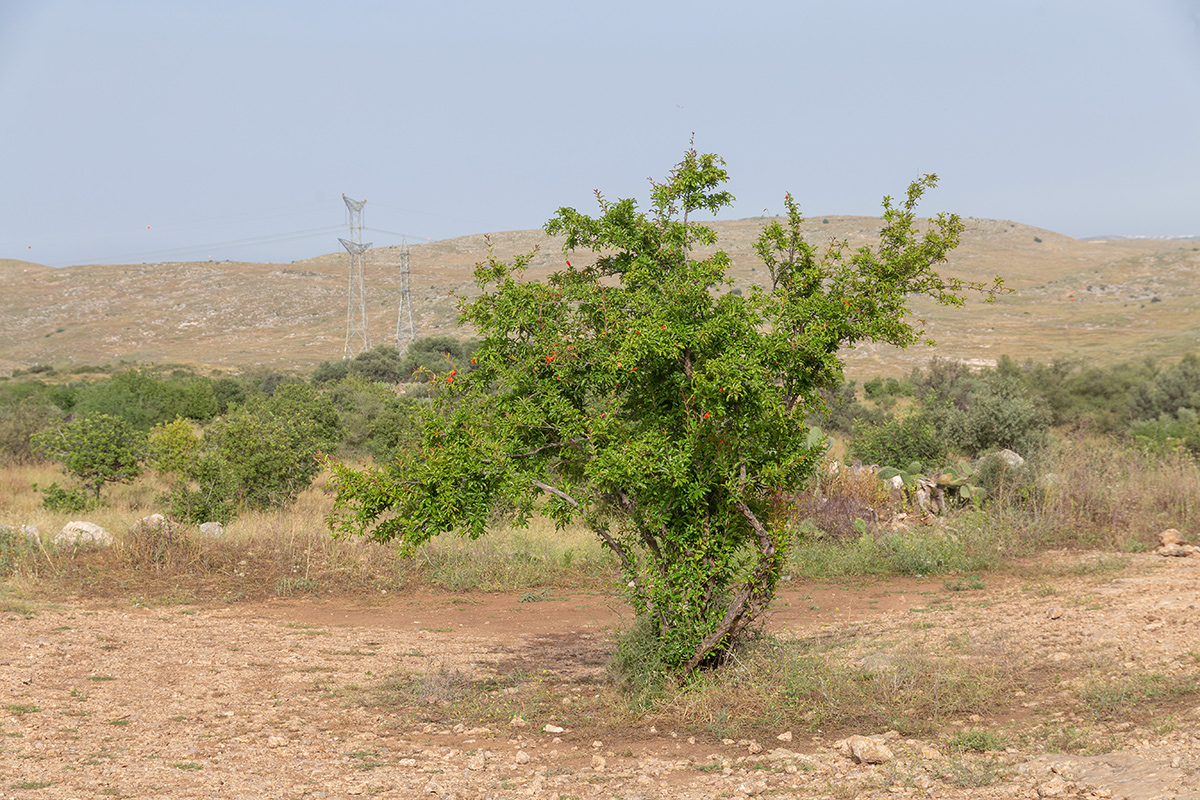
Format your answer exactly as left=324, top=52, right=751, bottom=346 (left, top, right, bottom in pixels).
left=531, top=479, right=632, bottom=575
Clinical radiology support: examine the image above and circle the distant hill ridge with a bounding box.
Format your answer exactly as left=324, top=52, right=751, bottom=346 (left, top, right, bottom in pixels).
left=2, top=216, right=1197, bottom=378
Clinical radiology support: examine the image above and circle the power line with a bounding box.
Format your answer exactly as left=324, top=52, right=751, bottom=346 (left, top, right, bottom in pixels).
left=78, top=226, right=345, bottom=265
left=364, top=226, right=435, bottom=242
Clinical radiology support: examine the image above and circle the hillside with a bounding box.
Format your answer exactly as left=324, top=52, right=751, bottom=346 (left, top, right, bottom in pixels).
left=1, top=218, right=1197, bottom=378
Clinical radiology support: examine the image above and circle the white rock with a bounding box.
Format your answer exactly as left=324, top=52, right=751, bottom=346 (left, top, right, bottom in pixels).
left=509, top=715, right=527, bottom=727
left=543, top=724, right=564, bottom=734
left=776, top=731, right=793, bottom=742
left=836, top=734, right=894, bottom=764
left=996, top=448, right=1025, bottom=467
left=54, top=521, right=112, bottom=548
left=199, top=521, right=224, bottom=539
left=135, top=513, right=166, bottom=531
left=514, top=750, right=530, bottom=764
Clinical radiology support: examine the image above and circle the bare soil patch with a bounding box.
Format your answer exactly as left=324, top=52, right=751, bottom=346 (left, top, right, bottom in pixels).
left=3, top=552, right=1199, bottom=799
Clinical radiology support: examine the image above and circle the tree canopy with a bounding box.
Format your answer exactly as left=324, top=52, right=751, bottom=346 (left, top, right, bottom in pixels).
left=326, top=147, right=999, bottom=673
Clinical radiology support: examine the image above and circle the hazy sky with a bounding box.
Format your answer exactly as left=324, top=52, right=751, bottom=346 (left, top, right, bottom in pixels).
left=2, top=0, right=1198, bottom=267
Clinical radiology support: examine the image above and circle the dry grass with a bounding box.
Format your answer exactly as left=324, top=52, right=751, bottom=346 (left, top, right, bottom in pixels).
left=993, top=436, right=1200, bottom=553
left=0, top=465, right=616, bottom=604
left=654, top=635, right=1021, bottom=741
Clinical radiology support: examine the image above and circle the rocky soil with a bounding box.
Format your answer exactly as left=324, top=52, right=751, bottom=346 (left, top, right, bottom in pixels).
left=2, top=552, right=1199, bottom=799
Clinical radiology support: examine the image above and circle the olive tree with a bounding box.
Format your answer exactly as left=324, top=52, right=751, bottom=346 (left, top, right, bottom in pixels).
left=326, top=147, right=998, bottom=673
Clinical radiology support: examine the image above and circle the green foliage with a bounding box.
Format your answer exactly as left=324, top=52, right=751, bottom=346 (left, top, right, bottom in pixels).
left=32, top=413, right=147, bottom=502
left=350, top=344, right=405, bottom=384
left=850, top=411, right=947, bottom=468
left=147, top=417, right=202, bottom=477
left=944, top=373, right=1051, bottom=457
left=0, top=395, right=61, bottom=465
left=311, top=359, right=350, bottom=386
left=33, top=481, right=96, bottom=512
left=204, top=384, right=340, bottom=513
left=398, top=336, right=479, bottom=381
left=1130, top=408, right=1200, bottom=456
left=327, top=147, right=989, bottom=673
left=327, top=375, right=423, bottom=460
left=147, top=385, right=341, bottom=523
left=72, top=369, right=218, bottom=429
left=863, top=376, right=910, bottom=400
left=210, top=376, right=246, bottom=414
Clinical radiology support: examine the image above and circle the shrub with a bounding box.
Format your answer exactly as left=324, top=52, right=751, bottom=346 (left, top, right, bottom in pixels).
left=328, top=147, right=995, bottom=674
left=946, top=373, right=1051, bottom=457
left=161, top=383, right=341, bottom=521
left=32, top=413, right=147, bottom=503
left=0, top=395, right=61, bottom=465
left=849, top=411, right=947, bottom=468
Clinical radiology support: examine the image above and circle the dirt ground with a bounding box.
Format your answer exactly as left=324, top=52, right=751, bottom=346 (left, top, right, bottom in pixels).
left=3, top=551, right=1199, bottom=799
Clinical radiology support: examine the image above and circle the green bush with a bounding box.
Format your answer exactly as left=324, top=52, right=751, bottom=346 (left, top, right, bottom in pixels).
left=398, top=336, right=479, bottom=381
left=34, top=481, right=96, bottom=512
left=151, top=383, right=342, bottom=522
left=32, top=413, right=147, bottom=503
left=72, top=369, right=218, bottom=429
left=0, top=395, right=61, bottom=465
left=849, top=411, right=947, bottom=468
left=946, top=374, right=1051, bottom=457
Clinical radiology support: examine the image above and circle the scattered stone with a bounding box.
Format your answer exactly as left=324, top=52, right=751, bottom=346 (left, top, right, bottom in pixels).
left=466, top=751, right=485, bottom=770
left=1036, top=774, right=1071, bottom=797
left=836, top=735, right=894, bottom=764
left=776, top=731, right=793, bottom=742
left=514, top=750, right=530, bottom=764
left=1159, top=528, right=1186, bottom=546
left=1154, top=528, right=1199, bottom=557
left=509, top=715, right=527, bottom=727
left=591, top=754, right=606, bottom=771
left=747, top=740, right=763, bottom=754
left=21, top=524, right=40, bottom=542
left=54, top=521, right=112, bottom=548
left=543, top=724, right=564, bottom=734
left=199, top=521, right=224, bottom=539
left=266, top=735, right=288, bottom=748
